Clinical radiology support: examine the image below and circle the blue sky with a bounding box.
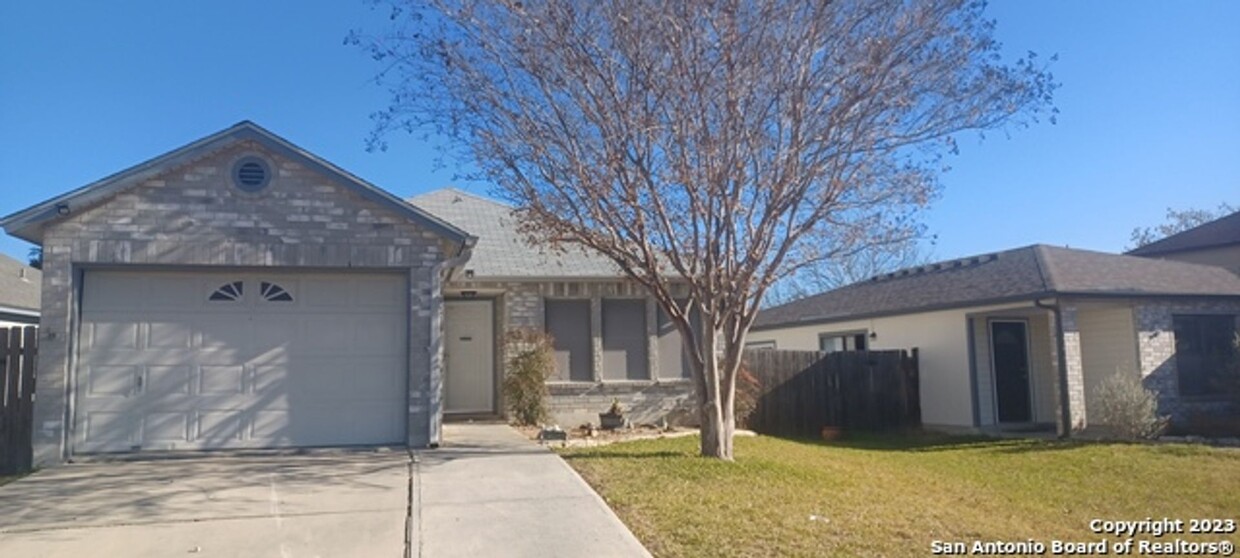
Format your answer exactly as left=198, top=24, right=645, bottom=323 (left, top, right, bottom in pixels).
left=1, top=1, right=1236, bottom=265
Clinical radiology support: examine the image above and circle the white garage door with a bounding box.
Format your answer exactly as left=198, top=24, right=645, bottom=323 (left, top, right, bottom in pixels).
left=75, top=270, right=408, bottom=453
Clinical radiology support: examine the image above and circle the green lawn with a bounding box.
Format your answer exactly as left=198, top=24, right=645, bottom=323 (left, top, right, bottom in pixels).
left=559, top=433, right=1240, bottom=557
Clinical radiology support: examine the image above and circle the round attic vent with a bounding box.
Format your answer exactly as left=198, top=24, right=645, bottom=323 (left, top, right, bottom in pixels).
left=231, top=156, right=272, bottom=193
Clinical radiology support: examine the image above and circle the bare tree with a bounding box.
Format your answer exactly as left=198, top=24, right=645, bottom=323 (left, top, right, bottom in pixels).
left=355, top=0, right=1056, bottom=459
left=766, top=236, right=934, bottom=306
left=1128, top=203, right=1236, bottom=250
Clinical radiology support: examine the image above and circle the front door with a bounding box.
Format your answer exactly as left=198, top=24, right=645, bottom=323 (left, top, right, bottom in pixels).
left=444, top=300, right=495, bottom=414
left=990, top=320, right=1032, bottom=423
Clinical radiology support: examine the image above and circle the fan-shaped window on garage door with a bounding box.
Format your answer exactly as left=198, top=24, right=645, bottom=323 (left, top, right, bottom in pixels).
left=260, top=281, right=293, bottom=302
left=208, top=281, right=244, bottom=302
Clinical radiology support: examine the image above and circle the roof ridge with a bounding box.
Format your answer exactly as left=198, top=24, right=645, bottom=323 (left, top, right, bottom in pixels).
left=1029, top=244, right=1057, bottom=292
left=414, top=187, right=513, bottom=209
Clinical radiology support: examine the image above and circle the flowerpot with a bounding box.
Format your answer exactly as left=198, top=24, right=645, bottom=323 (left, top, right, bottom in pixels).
left=599, top=413, right=626, bottom=430
left=821, top=426, right=843, bottom=441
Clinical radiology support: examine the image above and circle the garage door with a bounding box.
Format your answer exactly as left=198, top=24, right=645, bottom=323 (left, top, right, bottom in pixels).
left=75, top=270, right=408, bottom=453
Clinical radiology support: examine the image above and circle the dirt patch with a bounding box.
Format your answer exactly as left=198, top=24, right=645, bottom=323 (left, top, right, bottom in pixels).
left=515, top=424, right=755, bottom=448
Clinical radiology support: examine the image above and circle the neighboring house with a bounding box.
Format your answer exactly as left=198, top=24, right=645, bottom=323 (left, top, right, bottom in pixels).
left=747, top=245, right=1240, bottom=434
left=1127, top=209, right=1240, bottom=275
left=0, top=121, right=692, bottom=467
left=0, top=253, right=40, bottom=327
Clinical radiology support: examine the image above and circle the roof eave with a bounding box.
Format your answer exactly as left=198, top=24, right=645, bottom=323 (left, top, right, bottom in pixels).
left=751, top=292, right=1055, bottom=331
left=753, top=288, right=1240, bottom=331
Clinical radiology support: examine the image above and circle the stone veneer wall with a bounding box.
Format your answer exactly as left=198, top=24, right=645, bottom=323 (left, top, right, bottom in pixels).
left=1057, top=305, right=1088, bottom=431
left=1132, top=298, right=1240, bottom=424
left=447, top=279, right=696, bottom=426
left=34, top=140, right=455, bottom=465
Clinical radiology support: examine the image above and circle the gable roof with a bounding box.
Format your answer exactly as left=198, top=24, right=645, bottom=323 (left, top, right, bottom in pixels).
left=1126, top=209, right=1240, bottom=257
left=0, top=121, right=474, bottom=246
left=0, top=253, right=41, bottom=313
left=409, top=188, right=622, bottom=278
left=755, top=244, right=1240, bottom=329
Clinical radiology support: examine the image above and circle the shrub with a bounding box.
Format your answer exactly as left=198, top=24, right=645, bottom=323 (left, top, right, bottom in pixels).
left=502, top=328, right=556, bottom=426
left=1093, top=371, right=1168, bottom=440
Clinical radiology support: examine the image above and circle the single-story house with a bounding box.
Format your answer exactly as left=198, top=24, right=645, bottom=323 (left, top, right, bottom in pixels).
left=746, top=244, right=1240, bottom=434
left=1127, top=209, right=1240, bottom=276
left=0, top=253, right=40, bottom=327
left=0, top=121, right=692, bottom=466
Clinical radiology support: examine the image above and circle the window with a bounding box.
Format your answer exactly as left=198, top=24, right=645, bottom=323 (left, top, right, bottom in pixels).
left=818, top=331, right=867, bottom=353
left=260, top=281, right=293, bottom=302
left=545, top=300, right=592, bottom=382
left=745, top=340, right=777, bottom=351
left=657, top=300, right=698, bottom=379
left=602, top=299, right=649, bottom=380
left=1173, top=314, right=1239, bottom=398
left=208, top=281, right=244, bottom=302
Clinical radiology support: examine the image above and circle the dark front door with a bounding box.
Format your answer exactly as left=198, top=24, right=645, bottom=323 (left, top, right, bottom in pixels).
left=991, top=320, right=1032, bottom=423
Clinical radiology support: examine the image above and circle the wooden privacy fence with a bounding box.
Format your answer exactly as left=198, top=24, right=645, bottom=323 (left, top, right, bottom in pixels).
left=1, top=326, right=37, bottom=474
left=743, top=348, right=919, bottom=437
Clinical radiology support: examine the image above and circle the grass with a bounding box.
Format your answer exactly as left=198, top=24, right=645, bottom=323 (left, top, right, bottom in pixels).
left=559, top=432, right=1240, bottom=557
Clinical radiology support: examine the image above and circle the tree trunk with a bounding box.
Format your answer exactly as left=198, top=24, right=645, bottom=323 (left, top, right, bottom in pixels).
left=696, top=325, right=732, bottom=460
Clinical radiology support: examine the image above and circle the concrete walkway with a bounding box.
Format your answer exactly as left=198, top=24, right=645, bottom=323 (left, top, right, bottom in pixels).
left=414, top=423, right=651, bottom=558
left=0, top=425, right=649, bottom=557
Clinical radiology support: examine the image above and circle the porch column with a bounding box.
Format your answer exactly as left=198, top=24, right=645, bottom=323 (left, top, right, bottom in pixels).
left=1050, top=305, right=1087, bottom=435
left=646, top=297, right=660, bottom=380
left=590, top=296, right=603, bottom=382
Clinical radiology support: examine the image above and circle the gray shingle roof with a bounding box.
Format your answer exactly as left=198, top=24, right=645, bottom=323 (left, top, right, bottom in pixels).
left=0, top=253, right=41, bottom=311
left=755, top=244, right=1240, bottom=329
left=1126, top=210, right=1240, bottom=256
left=409, top=189, right=623, bottom=278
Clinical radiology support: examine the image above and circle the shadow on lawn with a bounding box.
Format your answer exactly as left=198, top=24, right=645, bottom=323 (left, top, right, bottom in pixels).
left=558, top=449, right=687, bottom=461
left=772, top=430, right=1089, bottom=454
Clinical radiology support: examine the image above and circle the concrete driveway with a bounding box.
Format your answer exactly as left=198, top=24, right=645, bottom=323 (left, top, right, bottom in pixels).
left=0, top=425, right=649, bottom=558
left=0, top=449, right=410, bottom=557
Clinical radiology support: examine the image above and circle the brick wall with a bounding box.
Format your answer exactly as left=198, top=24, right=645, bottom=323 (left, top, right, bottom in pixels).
left=33, top=140, right=455, bottom=465
left=1133, top=298, right=1240, bottom=424
left=448, top=279, right=696, bottom=425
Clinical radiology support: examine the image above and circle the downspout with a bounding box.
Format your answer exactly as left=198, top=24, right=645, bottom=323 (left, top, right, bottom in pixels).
left=1034, top=298, right=1071, bottom=439
left=426, top=238, right=476, bottom=449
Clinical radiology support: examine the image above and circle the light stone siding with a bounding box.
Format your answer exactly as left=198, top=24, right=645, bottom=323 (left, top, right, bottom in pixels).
left=1059, top=305, right=1088, bottom=431
left=33, top=141, right=456, bottom=466
left=446, top=279, right=695, bottom=425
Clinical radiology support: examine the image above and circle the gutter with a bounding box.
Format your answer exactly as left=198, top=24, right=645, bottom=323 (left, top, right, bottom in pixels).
left=1034, top=298, right=1072, bottom=439
left=425, top=237, right=477, bottom=448
left=0, top=305, right=40, bottom=319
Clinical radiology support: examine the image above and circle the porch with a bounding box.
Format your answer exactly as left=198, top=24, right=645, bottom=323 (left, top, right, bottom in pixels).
left=968, top=297, right=1240, bottom=435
